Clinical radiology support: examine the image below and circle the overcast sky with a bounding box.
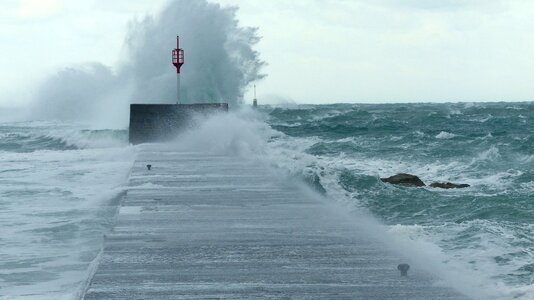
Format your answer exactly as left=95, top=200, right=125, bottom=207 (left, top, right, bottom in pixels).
left=2, top=0, right=534, bottom=106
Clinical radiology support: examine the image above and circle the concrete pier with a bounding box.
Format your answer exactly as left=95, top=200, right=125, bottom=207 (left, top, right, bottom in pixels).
left=84, top=145, right=469, bottom=299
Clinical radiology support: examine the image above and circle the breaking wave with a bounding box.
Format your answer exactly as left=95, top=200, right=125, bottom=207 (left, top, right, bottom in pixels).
left=29, top=0, right=264, bottom=127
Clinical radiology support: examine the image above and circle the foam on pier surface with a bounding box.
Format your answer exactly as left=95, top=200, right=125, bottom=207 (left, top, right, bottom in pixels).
left=84, top=145, right=469, bottom=299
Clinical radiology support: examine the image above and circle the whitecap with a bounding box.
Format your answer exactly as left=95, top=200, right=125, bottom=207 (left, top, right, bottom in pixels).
left=472, top=146, right=501, bottom=162
left=474, top=114, right=493, bottom=123
left=449, top=109, right=463, bottom=115
left=436, top=131, right=457, bottom=139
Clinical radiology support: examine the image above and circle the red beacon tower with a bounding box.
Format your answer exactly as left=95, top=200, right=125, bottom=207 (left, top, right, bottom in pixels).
left=172, top=36, right=185, bottom=103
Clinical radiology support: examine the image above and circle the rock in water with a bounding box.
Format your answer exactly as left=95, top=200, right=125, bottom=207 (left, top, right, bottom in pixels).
left=380, top=174, right=426, bottom=187
left=430, top=182, right=470, bottom=189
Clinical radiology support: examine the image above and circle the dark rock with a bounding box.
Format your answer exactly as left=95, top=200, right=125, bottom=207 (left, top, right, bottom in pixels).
left=430, top=182, right=470, bottom=189
left=380, top=174, right=426, bottom=187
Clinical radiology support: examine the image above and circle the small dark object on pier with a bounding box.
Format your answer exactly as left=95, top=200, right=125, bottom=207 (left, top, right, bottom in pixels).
left=398, top=264, right=410, bottom=276
left=147, top=165, right=152, bottom=171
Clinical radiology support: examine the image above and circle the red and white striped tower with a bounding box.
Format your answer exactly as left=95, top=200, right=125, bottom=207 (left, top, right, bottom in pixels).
left=172, top=36, right=185, bottom=104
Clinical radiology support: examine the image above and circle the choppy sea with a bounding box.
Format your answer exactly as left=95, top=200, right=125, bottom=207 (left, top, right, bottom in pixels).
left=0, top=102, right=532, bottom=299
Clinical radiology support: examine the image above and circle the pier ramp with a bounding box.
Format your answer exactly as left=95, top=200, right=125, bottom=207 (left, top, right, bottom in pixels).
left=84, top=144, right=469, bottom=299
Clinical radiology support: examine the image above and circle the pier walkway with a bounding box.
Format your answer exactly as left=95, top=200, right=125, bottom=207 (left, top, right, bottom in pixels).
left=84, top=145, right=468, bottom=299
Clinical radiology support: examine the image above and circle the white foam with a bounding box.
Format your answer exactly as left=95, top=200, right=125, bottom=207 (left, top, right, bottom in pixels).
left=449, top=108, right=463, bottom=115
left=475, top=114, right=494, bottom=123
left=436, top=131, right=457, bottom=139
left=386, top=222, right=534, bottom=300
left=472, top=146, right=501, bottom=162
left=414, top=130, right=426, bottom=137
left=48, top=129, right=127, bottom=149
left=170, top=109, right=271, bottom=157
left=0, top=142, right=135, bottom=298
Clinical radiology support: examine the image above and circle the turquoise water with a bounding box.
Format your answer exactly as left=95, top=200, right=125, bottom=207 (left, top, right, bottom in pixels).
left=263, top=102, right=533, bottom=298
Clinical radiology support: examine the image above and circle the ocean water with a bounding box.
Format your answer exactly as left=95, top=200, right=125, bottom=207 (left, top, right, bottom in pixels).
left=260, top=102, right=534, bottom=299
left=0, top=122, right=134, bottom=299
left=0, top=102, right=532, bottom=299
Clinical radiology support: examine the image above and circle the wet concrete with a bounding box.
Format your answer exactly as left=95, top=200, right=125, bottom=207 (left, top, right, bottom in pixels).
left=84, top=145, right=469, bottom=299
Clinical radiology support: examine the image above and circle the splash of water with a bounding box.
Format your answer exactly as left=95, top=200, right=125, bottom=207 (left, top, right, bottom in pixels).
left=30, top=0, right=264, bottom=127
left=31, top=63, right=128, bottom=127
left=123, top=1, right=265, bottom=105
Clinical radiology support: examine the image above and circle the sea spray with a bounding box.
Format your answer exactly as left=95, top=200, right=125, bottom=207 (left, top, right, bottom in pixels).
left=170, top=108, right=269, bottom=156
left=123, top=0, right=265, bottom=105
left=30, top=0, right=264, bottom=126
left=172, top=103, right=534, bottom=299
left=168, top=109, right=494, bottom=299
left=262, top=102, right=534, bottom=300
left=30, top=64, right=125, bottom=126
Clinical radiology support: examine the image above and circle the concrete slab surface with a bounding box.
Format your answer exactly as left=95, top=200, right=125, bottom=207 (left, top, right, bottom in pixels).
left=84, top=145, right=469, bottom=299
